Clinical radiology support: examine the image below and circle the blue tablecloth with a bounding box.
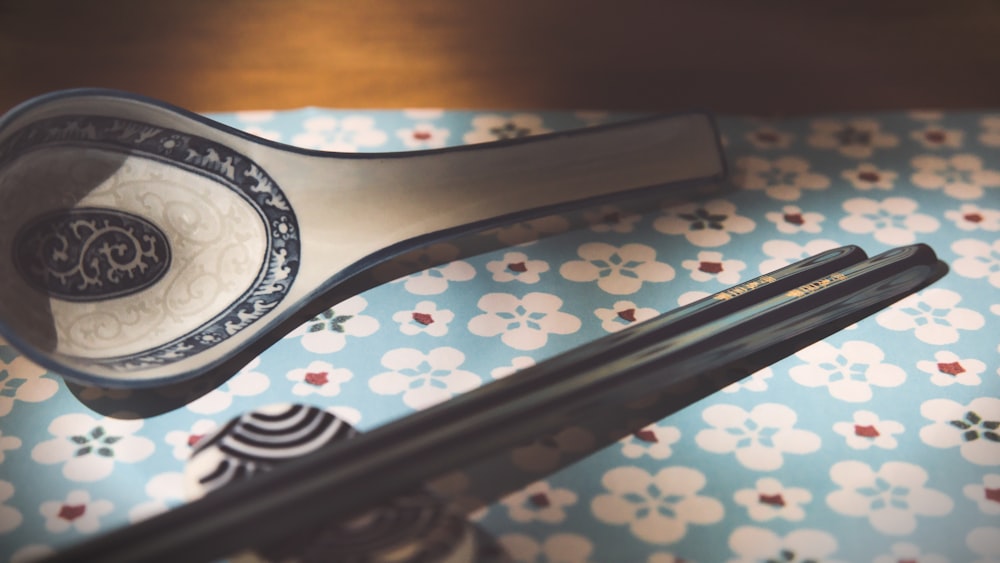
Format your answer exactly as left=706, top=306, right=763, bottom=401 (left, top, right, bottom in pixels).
left=0, top=108, right=997, bottom=562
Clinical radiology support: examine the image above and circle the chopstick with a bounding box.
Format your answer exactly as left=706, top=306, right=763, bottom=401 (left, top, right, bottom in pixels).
left=47, top=243, right=945, bottom=563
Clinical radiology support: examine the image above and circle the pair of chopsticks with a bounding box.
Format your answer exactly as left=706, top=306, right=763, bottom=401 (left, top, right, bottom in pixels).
left=48, top=243, right=946, bottom=563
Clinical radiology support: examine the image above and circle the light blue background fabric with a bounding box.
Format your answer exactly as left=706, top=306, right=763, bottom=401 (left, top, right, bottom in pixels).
left=0, top=109, right=997, bottom=562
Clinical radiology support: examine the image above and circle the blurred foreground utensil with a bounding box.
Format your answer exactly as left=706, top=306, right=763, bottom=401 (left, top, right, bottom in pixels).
left=46, top=243, right=947, bottom=563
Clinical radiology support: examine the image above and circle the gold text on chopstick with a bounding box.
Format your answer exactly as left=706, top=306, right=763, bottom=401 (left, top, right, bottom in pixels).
left=712, top=275, right=777, bottom=301
left=785, top=272, right=848, bottom=297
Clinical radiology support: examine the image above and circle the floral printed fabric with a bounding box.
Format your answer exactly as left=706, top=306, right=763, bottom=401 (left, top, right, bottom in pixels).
left=0, top=109, right=998, bottom=563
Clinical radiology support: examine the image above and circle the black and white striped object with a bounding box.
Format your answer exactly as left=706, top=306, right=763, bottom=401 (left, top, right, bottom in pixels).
left=185, top=403, right=357, bottom=497
left=182, top=404, right=483, bottom=563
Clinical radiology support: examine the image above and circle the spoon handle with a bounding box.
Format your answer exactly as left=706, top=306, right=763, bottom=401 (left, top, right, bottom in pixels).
left=281, top=111, right=727, bottom=279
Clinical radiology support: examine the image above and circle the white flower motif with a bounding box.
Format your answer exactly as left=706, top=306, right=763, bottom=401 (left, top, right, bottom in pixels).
left=980, top=115, right=1000, bottom=146
left=468, top=293, right=581, bottom=350
left=511, top=426, right=594, bottom=472
left=727, top=527, right=844, bottom=563
left=873, top=542, right=949, bottom=563
left=32, top=414, right=155, bottom=481
left=129, top=472, right=185, bottom=522
left=164, top=419, right=217, bottom=460
left=234, top=110, right=276, bottom=123
left=500, top=481, right=578, bottom=523
left=594, top=300, right=659, bottom=333
left=745, top=126, right=794, bottom=149
left=583, top=205, right=643, bottom=233
left=953, top=238, right=1000, bottom=288
left=945, top=203, right=1000, bottom=232
left=695, top=403, right=821, bottom=471
left=234, top=111, right=282, bottom=141
left=290, top=115, right=387, bottom=151
left=877, top=288, right=985, bottom=345
left=0, top=350, right=59, bottom=417
left=734, top=156, right=830, bottom=200
left=808, top=118, right=899, bottom=158
left=560, top=243, right=675, bottom=295
left=392, top=300, right=454, bottom=336
left=917, top=350, right=987, bottom=387
left=369, top=347, right=481, bottom=410
left=286, top=360, right=352, bottom=397
left=911, top=125, right=964, bottom=149
left=498, top=533, right=593, bottom=563
left=485, top=215, right=570, bottom=246
left=832, top=410, right=905, bottom=449
left=491, top=356, right=535, bottom=380
left=681, top=251, right=746, bottom=284
left=395, top=122, right=450, bottom=148
left=764, top=205, right=824, bottom=234
left=39, top=490, right=114, bottom=534
left=963, top=474, right=1000, bottom=515
left=920, top=397, right=1000, bottom=465
left=486, top=251, right=551, bottom=284
left=757, top=239, right=841, bottom=274
left=827, top=460, right=953, bottom=535
left=841, top=162, right=898, bottom=191
left=677, top=290, right=711, bottom=306
left=186, top=358, right=270, bottom=415
left=722, top=367, right=773, bottom=393
left=968, top=526, right=1000, bottom=563
left=286, top=295, right=380, bottom=353
left=912, top=154, right=1000, bottom=200
left=620, top=423, right=681, bottom=460
left=0, top=430, right=21, bottom=463
left=0, top=480, right=22, bottom=533
left=789, top=340, right=906, bottom=402
left=733, top=477, right=811, bottom=522
left=654, top=199, right=755, bottom=247
left=403, top=108, right=443, bottom=119
left=463, top=113, right=551, bottom=144
left=591, top=466, right=724, bottom=544
left=839, top=196, right=940, bottom=245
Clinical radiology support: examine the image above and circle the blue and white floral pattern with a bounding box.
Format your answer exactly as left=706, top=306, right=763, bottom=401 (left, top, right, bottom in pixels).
left=0, top=108, right=997, bottom=562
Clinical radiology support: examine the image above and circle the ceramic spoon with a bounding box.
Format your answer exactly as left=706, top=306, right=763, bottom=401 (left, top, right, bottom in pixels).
left=0, top=89, right=724, bottom=387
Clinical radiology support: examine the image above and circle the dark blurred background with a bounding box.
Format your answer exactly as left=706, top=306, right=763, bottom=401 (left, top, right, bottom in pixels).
left=1, top=0, right=998, bottom=114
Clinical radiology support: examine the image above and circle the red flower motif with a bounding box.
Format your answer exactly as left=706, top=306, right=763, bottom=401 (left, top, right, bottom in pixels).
left=187, top=434, right=203, bottom=447
left=617, top=308, right=637, bottom=322
left=986, top=487, right=1000, bottom=504
left=699, top=261, right=724, bottom=274
left=963, top=213, right=984, bottom=224
left=412, top=312, right=434, bottom=325
left=58, top=504, right=86, bottom=521
left=528, top=492, right=551, bottom=507
left=854, top=424, right=880, bottom=438
left=507, top=262, right=528, bottom=273
left=603, top=211, right=621, bottom=223
left=783, top=213, right=805, bottom=225
left=857, top=171, right=880, bottom=183
left=305, top=371, right=329, bottom=386
left=924, top=130, right=946, bottom=143
left=412, top=130, right=432, bottom=141
left=758, top=493, right=785, bottom=507
left=633, top=429, right=657, bottom=443
left=937, top=361, right=965, bottom=376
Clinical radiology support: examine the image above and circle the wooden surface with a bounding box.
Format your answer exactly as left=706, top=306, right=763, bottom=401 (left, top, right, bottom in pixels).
left=1, top=1, right=999, bottom=115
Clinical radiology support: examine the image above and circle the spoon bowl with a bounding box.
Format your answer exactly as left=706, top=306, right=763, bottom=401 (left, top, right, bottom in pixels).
left=0, top=90, right=725, bottom=387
